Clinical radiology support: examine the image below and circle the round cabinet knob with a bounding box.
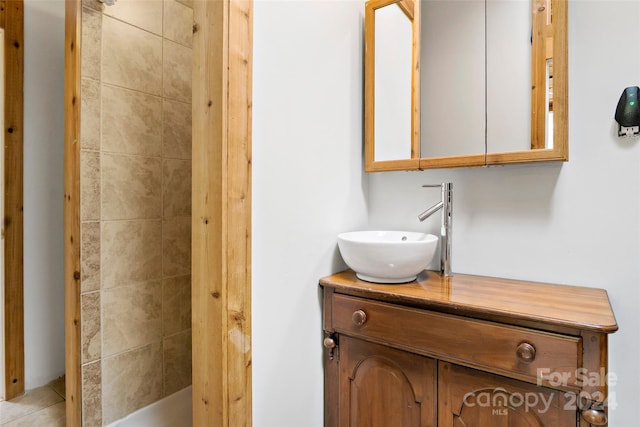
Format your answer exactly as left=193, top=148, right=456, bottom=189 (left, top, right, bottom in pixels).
left=323, top=337, right=336, bottom=349
left=516, top=342, right=536, bottom=363
left=352, top=310, right=368, bottom=326
left=581, top=408, right=607, bottom=425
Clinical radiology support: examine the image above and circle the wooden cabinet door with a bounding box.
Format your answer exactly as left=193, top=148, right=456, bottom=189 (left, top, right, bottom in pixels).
left=339, top=336, right=436, bottom=427
left=438, top=362, right=577, bottom=426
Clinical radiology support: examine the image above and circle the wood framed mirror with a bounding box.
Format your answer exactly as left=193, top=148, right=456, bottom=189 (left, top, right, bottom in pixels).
left=364, top=0, right=421, bottom=171
left=364, top=0, right=568, bottom=171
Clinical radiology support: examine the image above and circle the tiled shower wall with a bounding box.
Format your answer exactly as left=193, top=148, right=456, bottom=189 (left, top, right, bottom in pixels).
left=78, top=0, right=193, bottom=425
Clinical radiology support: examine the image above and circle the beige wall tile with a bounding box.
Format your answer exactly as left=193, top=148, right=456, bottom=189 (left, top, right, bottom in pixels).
left=104, top=0, right=163, bottom=35
left=102, top=85, right=162, bottom=157
left=102, top=220, right=162, bottom=288
left=163, top=40, right=192, bottom=103
left=163, top=275, right=191, bottom=336
left=81, top=292, right=101, bottom=363
left=82, top=0, right=104, bottom=11
left=102, top=16, right=162, bottom=95
left=103, top=281, right=162, bottom=356
left=164, top=0, right=193, bottom=48
left=80, top=150, right=100, bottom=221
left=81, top=361, right=102, bottom=427
left=81, top=78, right=100, bottom=150
left=81, top=7, right=101, bottom=80
left=162, top=217, right=191, bottom=277
left=102, top=342, right=163, bottom=424
left=163, top=99, right=192, bottom=160
left=102, top=153, right=162, bottom=220
left=163, top=330, right=192, bottom=396
left=163, top=159, right=191, bottom=217
left=176, top=0, right=193, bottom=8
left=81, top=221, right=101, bottom=293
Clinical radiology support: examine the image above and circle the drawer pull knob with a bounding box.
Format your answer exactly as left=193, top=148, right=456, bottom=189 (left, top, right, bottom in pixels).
left=323, top=337, right=336, bottom=349
left=352, top=310, right=368, bottom=326
left=581, top=408, right=607, bottom=425
left=516, top=342, right=536, bottom=363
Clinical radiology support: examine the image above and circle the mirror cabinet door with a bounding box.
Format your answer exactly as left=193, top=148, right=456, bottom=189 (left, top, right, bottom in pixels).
left=486, top=0, right=534, bottom=154
left=419, top=0, right=486, bottom=168
left=365, top=0, right=420, bottom=171
left=364, top=0, right=568, bottom=172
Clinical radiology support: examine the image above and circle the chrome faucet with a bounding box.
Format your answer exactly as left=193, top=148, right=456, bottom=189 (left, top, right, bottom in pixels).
left=418, top=183, right=452, bottom=276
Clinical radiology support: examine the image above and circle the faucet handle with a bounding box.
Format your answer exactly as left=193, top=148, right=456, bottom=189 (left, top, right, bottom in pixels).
left=422, top=183, right=452, bottom=189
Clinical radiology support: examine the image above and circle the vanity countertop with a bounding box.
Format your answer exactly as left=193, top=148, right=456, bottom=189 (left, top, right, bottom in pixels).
left=320, top=270, right=618, bottom=335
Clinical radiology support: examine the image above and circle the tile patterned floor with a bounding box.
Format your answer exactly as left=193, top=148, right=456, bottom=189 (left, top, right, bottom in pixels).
left=0, top=376, right=66, bottom=427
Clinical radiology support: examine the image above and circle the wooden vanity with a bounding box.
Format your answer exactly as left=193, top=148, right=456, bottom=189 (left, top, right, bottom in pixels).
left=320, top=270, right=618, bottom=426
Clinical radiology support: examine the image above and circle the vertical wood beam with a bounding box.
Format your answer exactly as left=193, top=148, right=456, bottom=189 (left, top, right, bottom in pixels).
left=530, top=0, right=550, bottom=150
left=64, top=0, right=82, bottom=425
left=2, top=0, right=25, bottom=401
left=552, top=0, right=568, bottom=159
left=192, top=0, right=252, bottom=425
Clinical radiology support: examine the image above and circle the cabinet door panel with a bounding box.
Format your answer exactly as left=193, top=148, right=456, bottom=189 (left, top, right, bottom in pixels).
left=438, top=362, right=576, bottom=427
left=340, top=336, right=436, bottom=427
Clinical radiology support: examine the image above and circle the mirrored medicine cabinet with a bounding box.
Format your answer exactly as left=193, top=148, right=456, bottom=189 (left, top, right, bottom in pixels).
left=364, top=0, right=568, bottom=172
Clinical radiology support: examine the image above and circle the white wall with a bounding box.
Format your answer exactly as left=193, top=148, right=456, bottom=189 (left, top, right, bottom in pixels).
left=254, top=0, right=640, bottom=426
left=23, top=0, right=66, bottom=388
left=252, top=1, right=367, bottom=425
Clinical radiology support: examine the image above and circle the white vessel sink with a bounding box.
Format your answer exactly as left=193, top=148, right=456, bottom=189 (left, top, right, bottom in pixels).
left=337, top=230, right=438, bottom=284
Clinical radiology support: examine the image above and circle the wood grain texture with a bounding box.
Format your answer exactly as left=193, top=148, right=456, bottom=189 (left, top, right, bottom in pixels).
left=550, top=0, right=568, bottom=161
left=363, top=0, right=375, bottom=171
left=332, top=293, right=581, bottom=389
left=340, top=336, right=436, bottom=426
left=2, top=0, right=24, bottom=400
left=320, top=270, right=618, bottom=334
left=64, top=0, right=82, bottom=425
left=530, top=0, right=550, bottom=150
left=192, top=0, right=252, bottom=425
left=410, top=0, right=419, bottom=160
left=227, top=1, right=252, bottom=424
left=439, top=362, right=576, bottom=426
left=322, top=268, right=615, bottom=426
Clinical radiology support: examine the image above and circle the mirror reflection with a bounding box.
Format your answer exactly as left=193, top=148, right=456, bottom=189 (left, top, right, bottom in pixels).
left=374, top=2, right=413, bottom=161
left=420, top=0, right=485, bottom=158
left=486, top=0, right=538, bottom=154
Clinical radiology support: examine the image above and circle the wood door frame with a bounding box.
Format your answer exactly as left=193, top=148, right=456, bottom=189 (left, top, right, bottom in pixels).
left=1, top=0, right=25, bottom=401
left=64, top=0, right=253, bottom=424
left=63, top=0, right=81, bottom=424
left=192, top=0, right=253, bottom=424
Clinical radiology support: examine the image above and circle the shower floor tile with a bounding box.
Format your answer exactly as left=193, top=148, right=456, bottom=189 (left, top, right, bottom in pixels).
left=0, top=376, right=66, bottom=426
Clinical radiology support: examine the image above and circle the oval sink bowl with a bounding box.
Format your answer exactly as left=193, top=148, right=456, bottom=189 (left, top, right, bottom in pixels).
left=337, top=231, right=438, bottom=284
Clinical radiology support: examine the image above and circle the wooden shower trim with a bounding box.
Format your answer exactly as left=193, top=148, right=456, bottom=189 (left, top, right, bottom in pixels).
left=1, top=0, right=25, bottom=401
left=64, top=0, right=81, bottom=425
left=192, top=0, right=253, bottom=425
left=64, top=0, right=253, bottom=425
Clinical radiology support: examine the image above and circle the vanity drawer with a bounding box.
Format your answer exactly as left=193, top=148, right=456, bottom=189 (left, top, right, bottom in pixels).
left=331, top=294, right=582, bottom=386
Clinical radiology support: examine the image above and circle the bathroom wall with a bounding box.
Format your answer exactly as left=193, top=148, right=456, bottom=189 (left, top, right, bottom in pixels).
left=23, top=0, right=66, bottom=389
left=252, top=1, right=368, bottom=425
left=78, top=0, right=192, bottom=425
left=253, top=1, right=639, bottom=426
